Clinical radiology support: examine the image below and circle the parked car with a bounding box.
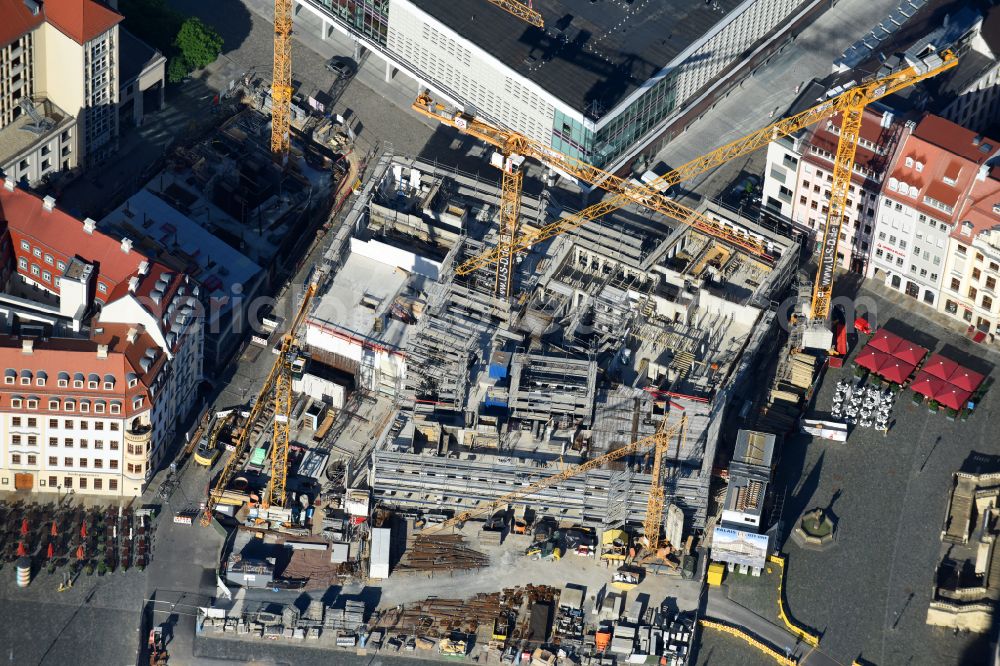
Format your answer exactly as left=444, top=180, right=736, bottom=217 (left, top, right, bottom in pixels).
left=326, top=57, right=355, bottom=79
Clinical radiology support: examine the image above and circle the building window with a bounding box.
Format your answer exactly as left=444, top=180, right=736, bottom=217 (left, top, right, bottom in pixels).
left=11, top=435, right=20, bottom=445
left=97, top=283, right=107, bottom=294
left=48, top=456, right=57, bottom=465
left=80, top=439, right=88, bottom=449
left=984, top=295, right=993, bottom=311
left=42, top=271, right=50, bottom=282
left=48, top=476, right=57, bottom=487
left=27, top=454, right=36, bottom=465
left=94, top=459, right=103, bottom=469
left=79, top=459, right=87, bottom=468
left=65, top=419, right=73, bottom=428
left=48, top=437, right=56, bottom=446
left=44, top=254, right=53, bottom=265
left=969, top=286, right=978, bottom=300
left=28, top=435, right=36, bottom=446
left=958, top=245, right=967, bottom=255
left=20, top=241, right=29, bottom=251
left=32, top=247, right=41, bottom=258
left=63, top=457, right=72, bottom=466
left=64, top=438, right=72, bottom=447
left=94, top=439, right=103, bottom=449
left=94, top=479, right=102, bottom=490
left=12, top=416, right=21, bottom=427
left=18, top=258, right=26, bottom=270
left=109, top=479, right=117, bottom=491
left=110, top=422, right=119, bottom=431
left=64, top=477, right=72, bottom=489
left=10, top=398, right=20, bottom=408
left=110, top=459, right=118, bottom=469
left=110, top=403, right=121, bottom=415
left=973, top=268, right=982, bottom=280
left=95, top=403, right=106, bottom=414
left=79, top=477, right=87, bottom=489
left=110, top=441, right=119, bottom=450
left=951, top=278, right=961, bottom=291
left=11, top=454, right=21, bottom=465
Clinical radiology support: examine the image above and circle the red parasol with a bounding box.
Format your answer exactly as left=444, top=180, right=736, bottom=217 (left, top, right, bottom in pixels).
left=923, top=354, right=962, bottom=382
left=855, top=347, right=889, bottom=373
left=886, top=340, right=928, bottom=366
left=20, top=519, right=29, bottom=535
left=946, top=367, right=985, bottom=393
left=867, top=328, right=904, bottom=354
left=51, top=521, right=58, bottom=537
left=935, top=385, right=973, bottom=411
left=910, top=371, right=949, bottom=401
left=47, top=543, right=54, bottom=560
left=76, top=545, right=85, bottom=561
left=16, top=542, right=27, bottom=557
left=80, top=523, right=87, bottom=539
left=873, top=357, right=914, bottom=384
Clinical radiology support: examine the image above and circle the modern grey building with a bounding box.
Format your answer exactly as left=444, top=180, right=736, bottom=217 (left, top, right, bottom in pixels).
left=295, top=0, right=827, bottom=171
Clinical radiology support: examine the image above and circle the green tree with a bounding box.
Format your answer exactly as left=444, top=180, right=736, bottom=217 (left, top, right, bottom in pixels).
left=173, top=18, right=224, bottom=71
left=167, top=56, right=190, bottom=84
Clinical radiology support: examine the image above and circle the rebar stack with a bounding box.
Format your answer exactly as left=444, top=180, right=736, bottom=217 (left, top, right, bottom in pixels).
left=396, top=535, right=490, bottom=573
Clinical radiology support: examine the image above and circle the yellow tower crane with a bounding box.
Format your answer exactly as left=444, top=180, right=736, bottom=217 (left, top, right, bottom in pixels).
left=270, top=0, right=293, bottom=157
left=412, top=93, right=767, bottom=300
left=201, top=284, right=317, bottom=526
left=485, top=0, right=544, bottom=27
left=422, top=414, right=687, bottom=550
left=450, top=49, right=958, bottom=325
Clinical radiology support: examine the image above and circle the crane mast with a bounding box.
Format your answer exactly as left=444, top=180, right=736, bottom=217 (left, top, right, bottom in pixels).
left=811, top=104, right=864, bottom=322
left=496, top=157, right=523, bottom=298
left=453, top=50, right=958, bottom=278
left=270, top=0, right=293, bottom=157
left=201, top=284, right=316, bottom=525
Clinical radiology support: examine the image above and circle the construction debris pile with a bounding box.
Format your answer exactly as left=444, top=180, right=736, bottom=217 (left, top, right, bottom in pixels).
left=396, top=534, right=490, bottom=573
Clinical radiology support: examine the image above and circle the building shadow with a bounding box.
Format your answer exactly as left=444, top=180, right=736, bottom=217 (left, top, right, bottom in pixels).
left=162, top=0, right=254, bottom=56
left=775, top=449, right=825, bottom=549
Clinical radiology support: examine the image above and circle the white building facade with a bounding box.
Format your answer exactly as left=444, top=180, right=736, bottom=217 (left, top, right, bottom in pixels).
left=298, top=0, right=819, bottom=170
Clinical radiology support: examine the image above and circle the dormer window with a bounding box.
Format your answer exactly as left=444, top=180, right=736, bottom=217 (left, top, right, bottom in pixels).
left=888, top=177, right=899, bottom=191
left=110, top=402, right=121, bottom=415
left=11, top=398, right=21, bottom=409
left=94, top=402, right=105, bottom=414
left=65, top=400, right=75, bottom=411
left=962, top=221, right=973, bottom=237
left=88, top=381, right=98, bottom=389
left=80, top=401, right=90, bottom=413
left=26, top=398, right=37, bottom=409
left=48, top=399, right=58, bottom=410
left=905, top=157, right=914, bottom=168
left=132, top=396, right=143, bottom=410
left=915, top=161, right=924, bottom=172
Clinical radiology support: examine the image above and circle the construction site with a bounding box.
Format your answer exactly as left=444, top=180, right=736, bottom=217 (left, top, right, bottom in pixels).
left=106, top=1, right=978, bottom=664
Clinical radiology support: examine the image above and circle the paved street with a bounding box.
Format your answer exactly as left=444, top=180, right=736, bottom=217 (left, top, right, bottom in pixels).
left=654, top=0, right=906, bottom=200
left=772, top=281, right=1000, bottom=666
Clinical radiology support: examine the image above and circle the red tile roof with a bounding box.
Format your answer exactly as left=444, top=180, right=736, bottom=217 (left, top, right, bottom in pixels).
left=43, top=0, right=122, bottom=45
left=884, top=115, right=999, bottom=223
left=914, top=115, right=1000, bottom=165
left=0, top=185, right=147, bottom=287
left=951, top=170, right=1000, bottom=241
left=0, top=322, right=162, bottom=416
left=0, top=0, right=45, bottom=48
